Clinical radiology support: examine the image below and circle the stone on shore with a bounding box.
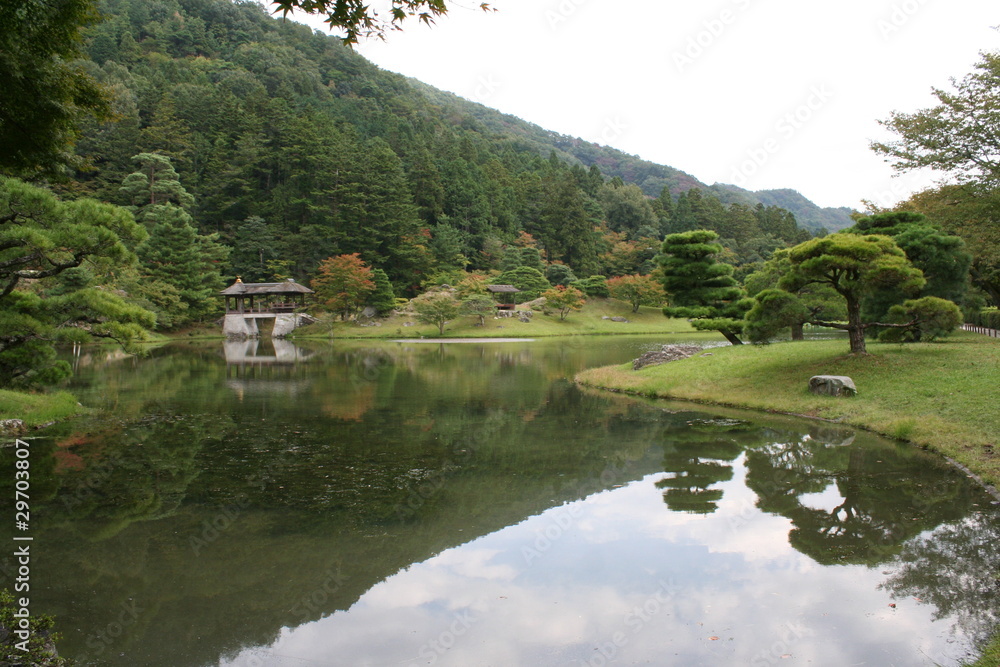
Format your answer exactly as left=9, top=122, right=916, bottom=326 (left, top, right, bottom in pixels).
left=632, top=345, right=703, bottom=371
left=808, top=375, right=857, bottom=397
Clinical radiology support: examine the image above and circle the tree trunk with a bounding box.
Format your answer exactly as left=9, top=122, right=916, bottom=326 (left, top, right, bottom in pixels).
left=720, top=330, right=744, bottom=345
left=790, top=322, right=804, bottom=340
left=846, top=297, right=867, bottom=354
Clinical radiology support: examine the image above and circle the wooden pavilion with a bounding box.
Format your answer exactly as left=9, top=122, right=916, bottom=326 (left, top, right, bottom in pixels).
left=219, top=278, right=315, bottom=338
left=220, top=277, right=313, bottom=313
left=487, top=284, right=520, bottom=311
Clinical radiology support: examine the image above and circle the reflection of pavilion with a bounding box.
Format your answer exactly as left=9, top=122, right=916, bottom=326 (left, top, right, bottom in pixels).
left=224, top=339, right=316, bottom=397
left=223, top=338, right=315, bottom=365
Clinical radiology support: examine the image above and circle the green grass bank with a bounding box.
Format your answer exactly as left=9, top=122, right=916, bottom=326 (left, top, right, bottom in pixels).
left=292, top=299, right=697, bottom=339
left=0, top=389, right=86, bottom=429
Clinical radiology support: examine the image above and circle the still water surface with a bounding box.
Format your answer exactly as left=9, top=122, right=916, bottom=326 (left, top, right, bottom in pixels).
left=6, top=336, right=999, bottom=666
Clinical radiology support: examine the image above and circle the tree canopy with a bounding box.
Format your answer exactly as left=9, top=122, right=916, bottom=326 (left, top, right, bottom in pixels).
left=659, top=230, right=751, bottom=345
left=752, top=234, right=946, bottom=354
left=0, top=178, right=154, bottom=386
left=268, top=0, right=492, bottom=45
left=0, top=0, right=111, bottom=176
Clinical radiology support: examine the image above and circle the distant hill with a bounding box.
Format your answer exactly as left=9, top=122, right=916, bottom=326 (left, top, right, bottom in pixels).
left=710, top=185, right=855, bottom=233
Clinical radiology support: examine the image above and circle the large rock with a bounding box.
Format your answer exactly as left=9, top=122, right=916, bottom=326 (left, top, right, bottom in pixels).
left=632, top=344, right=702, bottom=370
left=808, top=375, right=857, bottom=397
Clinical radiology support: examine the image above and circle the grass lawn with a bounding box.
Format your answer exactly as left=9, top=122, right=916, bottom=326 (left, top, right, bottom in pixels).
left=293, top=298, right=698, bottom=339
left=576, top=332, right=1000, bottom=488
left=0, top=389, right=87, bottom=429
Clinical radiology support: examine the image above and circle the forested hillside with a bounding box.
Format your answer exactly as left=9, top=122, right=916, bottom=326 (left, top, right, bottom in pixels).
left=59, top=0, right=824, bottom=303
left=413, top=82, right=854, bottom=235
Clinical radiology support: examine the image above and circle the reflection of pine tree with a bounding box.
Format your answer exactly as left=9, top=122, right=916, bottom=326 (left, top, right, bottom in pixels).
left=656, top=419, right=754, bottom=514
left=745, top=434, right=984, bottom=566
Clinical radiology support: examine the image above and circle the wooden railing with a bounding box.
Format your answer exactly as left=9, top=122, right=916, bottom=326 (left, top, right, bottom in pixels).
left=962, top=323, right=1000, bottom=338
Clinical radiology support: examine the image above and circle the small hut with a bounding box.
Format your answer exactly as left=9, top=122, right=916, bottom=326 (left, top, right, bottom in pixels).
left=220, top=277, right=313, bottom=314
left=486, top=284, right=520, bottom=311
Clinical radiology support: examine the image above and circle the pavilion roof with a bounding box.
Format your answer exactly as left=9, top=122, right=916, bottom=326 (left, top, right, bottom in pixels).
left=220, top=278, right=314, bottom=296
left=486, top=284, right=520, bottom=293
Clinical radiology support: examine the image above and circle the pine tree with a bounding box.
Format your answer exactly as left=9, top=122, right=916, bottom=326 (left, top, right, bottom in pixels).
left=368, top=268, right=396, bottom=315
left=659, top=229, right=751, bottom=345
left=138, top=205, right=229, bottom=324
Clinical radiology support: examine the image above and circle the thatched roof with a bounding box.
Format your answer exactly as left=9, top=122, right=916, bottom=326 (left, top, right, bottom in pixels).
left=486, top=284, right=520, bottom=293
left=220, top=278, right=314, bottom=296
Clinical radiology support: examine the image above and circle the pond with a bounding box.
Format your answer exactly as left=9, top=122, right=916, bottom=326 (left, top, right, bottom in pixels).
left=4, top=335, right=998, bottom=667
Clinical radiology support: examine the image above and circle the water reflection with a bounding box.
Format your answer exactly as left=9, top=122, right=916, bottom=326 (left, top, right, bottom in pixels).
left=2, top=337, right=996, bottom=666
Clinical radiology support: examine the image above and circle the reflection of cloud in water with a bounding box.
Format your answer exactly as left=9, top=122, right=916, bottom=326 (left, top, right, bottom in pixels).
left=219, top=466, right=979, bottom=667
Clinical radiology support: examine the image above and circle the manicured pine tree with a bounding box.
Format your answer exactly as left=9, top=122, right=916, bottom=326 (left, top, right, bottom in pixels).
left=659, top=229, right=751, bottom=345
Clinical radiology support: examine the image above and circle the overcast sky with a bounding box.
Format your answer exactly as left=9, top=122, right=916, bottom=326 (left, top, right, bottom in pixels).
left=288, top=1, right=999, bottom=210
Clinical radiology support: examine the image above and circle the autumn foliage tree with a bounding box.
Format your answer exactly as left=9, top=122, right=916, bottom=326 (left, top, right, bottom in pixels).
left=607, top=274, right=666, bottom=312
left=542, top=285, right=585, bottom=321
left=312, top=253, right=375, bottom=320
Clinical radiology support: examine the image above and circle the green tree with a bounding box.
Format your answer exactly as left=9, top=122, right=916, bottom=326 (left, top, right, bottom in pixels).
left=462, top=294, right=495, bottom=326
left=312, top=253, right=375, bottom=320
left=599, top=182, right=658, bottom=237
left=230, top=216, right=277, bottom=283
left=545, top=263, right=577, bottom=287
left=368, top=268, right=396, bottom=315
left=137, top=205, right=229, bottom=325
left=542, top=285, right=585, bottom=321
left=0, top=178, right=153, bottom=387
left=120, top=153, right=195, bottom=210
left=1, top=589, right=72, bottom=665
left=870, top=52, right=1000, bottom=307
left=659, top=230, right=752, bottom=345
left=772, top=234, right=931, bottom=354
left=269, top=0, right=493, bottom=45
left=743, top=249, right=845, bottom=341
left=571, top=275, right=610, bottom=298
left=878, top=296, right=963, bottom=343
left=0, top=0, right=111, bottom=176
left=412, top=291, right=461, bottom=334
left=899, top=185, right=1000, bottom=307
left=607, top=274, right=666, bottom=312
left=496, top=266, right=550, bottom=302
left=871, top=52, right=1000, bottom=187
left=847, top=212, right=972, bottom=333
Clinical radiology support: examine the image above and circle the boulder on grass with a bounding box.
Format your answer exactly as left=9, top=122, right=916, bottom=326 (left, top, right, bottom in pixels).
left=809, top=375, right=857, bottom=397
left=632, top=344, right=702, bottom=370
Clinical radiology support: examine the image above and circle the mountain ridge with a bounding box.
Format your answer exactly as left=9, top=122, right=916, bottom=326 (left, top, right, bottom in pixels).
left=405, top=78, right=856, bottom=233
